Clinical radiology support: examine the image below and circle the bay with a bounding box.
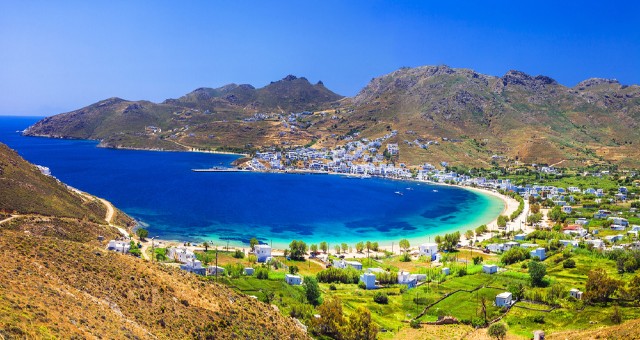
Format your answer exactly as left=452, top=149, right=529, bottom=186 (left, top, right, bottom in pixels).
left=0, top=116, right=503, bottom=248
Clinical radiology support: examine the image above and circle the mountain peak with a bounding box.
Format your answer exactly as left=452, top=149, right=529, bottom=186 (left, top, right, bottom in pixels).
left=575, top=78, right=620, bottom=89
left=502, top=70, right=558, bottom=88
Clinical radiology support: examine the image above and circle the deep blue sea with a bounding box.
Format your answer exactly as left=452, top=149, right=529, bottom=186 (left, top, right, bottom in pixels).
left=0, top=116, right=503, bottom=247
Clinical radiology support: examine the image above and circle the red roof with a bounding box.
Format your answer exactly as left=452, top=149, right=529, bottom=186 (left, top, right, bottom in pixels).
left=563, top=224, right=583, bottom=231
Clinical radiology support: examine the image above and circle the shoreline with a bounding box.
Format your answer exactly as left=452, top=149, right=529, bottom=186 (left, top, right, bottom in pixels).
left=23, top=131, right=524, bottom=254
left=146, top=180, right=523, bottom=256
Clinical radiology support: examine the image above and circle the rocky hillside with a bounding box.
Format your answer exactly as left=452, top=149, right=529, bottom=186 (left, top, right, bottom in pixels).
left=24, top=66, right=640, bottom=167
left=24, top=75, right=342, bottom=152
left=331, top=66, right=640, bottom=167
left=0, top=143, right=309, bottom=339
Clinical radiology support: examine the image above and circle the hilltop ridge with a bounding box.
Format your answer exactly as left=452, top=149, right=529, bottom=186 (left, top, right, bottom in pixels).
left=24, top=66, right=640, bottom=167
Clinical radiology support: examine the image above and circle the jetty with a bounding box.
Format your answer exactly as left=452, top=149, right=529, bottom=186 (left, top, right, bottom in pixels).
left=191, top=167, right=249, bottom=172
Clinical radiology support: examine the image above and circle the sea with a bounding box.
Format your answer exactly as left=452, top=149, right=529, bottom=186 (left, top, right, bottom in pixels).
left=0, top=116, right=504, bottom=248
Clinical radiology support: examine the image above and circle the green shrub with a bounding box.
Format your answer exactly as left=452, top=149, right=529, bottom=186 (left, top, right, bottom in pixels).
left=409, top=319, right=421, bottom=329
left=317, top=267, right=361, bottom=284
left=563, top=258, right=576, bottom=268
left=373, top=292, right=388, bottom=304
left=358, top=281, right=366, bottom=289
left=233, top=249, right=245, bottom=259
left=329, top=284, right=337, bottom=291
left=256, top=268, right=269, bottom=280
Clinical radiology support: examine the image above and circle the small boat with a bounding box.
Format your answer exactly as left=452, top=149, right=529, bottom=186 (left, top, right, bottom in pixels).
left=394, top=191, right=404, bottom=196
left=432, top=189, right=438, bottom=193
left=406, top=187, right=413, bottom=191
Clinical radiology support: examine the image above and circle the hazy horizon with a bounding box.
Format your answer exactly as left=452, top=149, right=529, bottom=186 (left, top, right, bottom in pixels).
left=1, top=1, right=639, bottom=116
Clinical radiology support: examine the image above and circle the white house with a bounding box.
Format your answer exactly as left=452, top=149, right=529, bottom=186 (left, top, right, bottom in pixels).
left=333, top=259, right=363, bottom=270
left=360, top=273, right=377, bottom=290
left=560, top=239, right=579, bottom=247
left=180, top=259, right=207, bottom=276
left=495, top=292, right=513, bottom=307
left=419, top=243, right=439, bottom=260
left=486, top=243, right=505, bottom=253
left=586, top=239, right=604, bottom=249
left=244, top=267, right=254, bottom=276
left=605, top=234, right=624, bottom=243
left=255, top=244, right=272, bottom=263
left=504, top=241, right=520, bottom=251
left=609, top=217, right=629, bottom=227
left=530, top=248, right=546, bottom=260
left=207, top=266, right=225, bottom=275
left=167, top=247, right=196, bottom=263
left=107, top=240, right=131, bottom=253
left=514, top=233, right=528, bottom=241
left=569, top=288, right=583, bottom=300
left=483, top=264, right=498, bottom=274
left=562, top=206, right=572, bottom=214
left=398, top=271, right=418, bottom=289
left=442, top=267, right=450, bottom=275
left=611, top=224, right=626, bottom=231
left=285, top=274, right=303, bottom=285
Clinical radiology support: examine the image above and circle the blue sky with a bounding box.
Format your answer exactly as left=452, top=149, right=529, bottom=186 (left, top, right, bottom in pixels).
left=1, top=1, right=638, bottom=116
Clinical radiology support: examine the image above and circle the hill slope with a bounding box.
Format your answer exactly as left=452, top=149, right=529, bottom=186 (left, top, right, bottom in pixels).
left=24, top=66, right=640, bottom=167
left=0, top=143, right=308, bottom=339
left=24, top=76, right=343, bottom=151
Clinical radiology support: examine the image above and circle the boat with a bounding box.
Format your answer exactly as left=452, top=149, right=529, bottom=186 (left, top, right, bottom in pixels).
left=394, top=191, right=404, bottom=196
left=406, top=187, right=413, bottom=191
left=432, top=189, right=438, bottom=193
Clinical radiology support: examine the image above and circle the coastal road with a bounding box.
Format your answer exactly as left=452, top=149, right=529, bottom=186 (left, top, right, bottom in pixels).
left=0, top=215, right=20, bottom=225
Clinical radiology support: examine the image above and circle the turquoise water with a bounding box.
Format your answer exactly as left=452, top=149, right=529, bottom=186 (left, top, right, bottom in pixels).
left=0, top=116, right=503, bottom=248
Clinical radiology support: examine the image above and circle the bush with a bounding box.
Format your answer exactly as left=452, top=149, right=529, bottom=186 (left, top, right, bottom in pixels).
left=530, top=315, right=545, bottom=324
left=471, top=317, right=486, bottom=328
left=358, top=281, right=366, bottom=289
left=256, top=268, right=269, bottom=280
left=563, top=258, right=576, bottom=268
left=233, top=249, right=245, bottom=259
left=458, top=268, right=467, bottom=277
left=501, top=247, right=530, bottom=265
left=473, top=256, right=483, bottom=265
left=329, top=284, right=337, bottom=291
left=409, top=319, right=421, bottom=329
left=373, top=292, right=388, bottom=304
left=488, top=322, right=507, bottom=339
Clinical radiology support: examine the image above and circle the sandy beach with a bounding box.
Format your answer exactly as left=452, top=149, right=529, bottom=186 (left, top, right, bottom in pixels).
left=140, top=181, right=529, bottom=259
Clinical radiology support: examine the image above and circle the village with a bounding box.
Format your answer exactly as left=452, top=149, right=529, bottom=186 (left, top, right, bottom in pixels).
left=103, top=164, right=640, bottom=338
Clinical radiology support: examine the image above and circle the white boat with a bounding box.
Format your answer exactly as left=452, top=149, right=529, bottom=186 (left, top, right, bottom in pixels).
left=433, top=189, right=438, bottom=193
left=394, top=191, right=404, bottom=196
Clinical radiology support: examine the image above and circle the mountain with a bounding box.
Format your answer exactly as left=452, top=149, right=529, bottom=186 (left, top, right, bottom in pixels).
left=24, top=75, right=343, bottom=152
left=24, top=66, right=640, bottom=167
left=325, top=66, right=640, bottom=167
left=0, top=143, right=308, bottom=339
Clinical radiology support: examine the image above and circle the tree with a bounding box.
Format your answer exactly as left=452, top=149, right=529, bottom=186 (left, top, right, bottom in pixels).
left=399, top=239, right=410, bottom=261
left=304, top=276, right=321, bottom=306
left=345, top=307, right=378, bottom=340
left=488, top=322, right=507, bottom=340
left=334, top=245, right=341, bottom=254
left=136, top=228, right=149, bottom=240
left=438, top=231, right=461, bottom=251
left=373, top=292, right=388, bottom=304
left=530, top=203, right=541, bottom=214
left=366, top=241, right=372, bottom=254
left=341, top=243, right=349, bottom=253
left=310, top=244, right=318, bottom=254
left=584, top=268, right=622, bottom=302
left=563, top=258, right=576, bottom=268
left=320, top=241, right=328, bottom=254
left=249, top=237, right=259, bottom=252
left=289, top=265, right=299, bottom=275
left=202, top=241, right=209, bottom=252
left=312, top=298, right=344, bottom=338
left=289, top=240, right=308, bottom=260
left=508, top=282, right=525, bottom=300
left=528, top=260, right=547, bottom=287
left=548, top=206, right=566, bottom=222
left=497, top=215, right=508, bottom=229
left=356, top=241, right=364, bottom=253
left=465, top=229, right=475, bottom=242
left=475, top=224, right=488, bottom=235
left=371, top=242, right=379, bottom=252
